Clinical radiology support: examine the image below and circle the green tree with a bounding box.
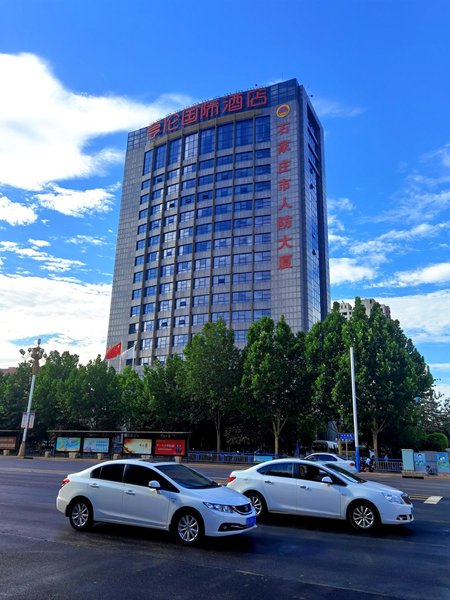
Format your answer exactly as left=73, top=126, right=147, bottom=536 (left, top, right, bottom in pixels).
left=183, top=319, right=242, bottom=453
left=242, top=316, right=305, bottom=455
left=0, top=362, right=31, bottom=430
left=118, top=365, right=147, bottom=430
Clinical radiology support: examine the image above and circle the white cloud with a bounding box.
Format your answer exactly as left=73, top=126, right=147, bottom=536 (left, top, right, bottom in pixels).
left=28, top=239, right=50, bottom=248
left=384, top=290, right=450, bottom=340
left=327, top=197, right=355, bottom=212
left=313, top=98, right=365, bottom=119
left=0, top=195, right=38, bottom=226
left=382, top=262, right=450, bottom=288
left=0, top=240, right=85, bottom=273
left=65, top=235, right=106, bottom=246
left=34, top=183, right=117, bottom=217
left=0, top=52, right=193, bottom=191
left=0, top=274, right=111, bottom=368
left=330, top=258, right=377, bottom=284
left=429, top=363, right=450, bottom=372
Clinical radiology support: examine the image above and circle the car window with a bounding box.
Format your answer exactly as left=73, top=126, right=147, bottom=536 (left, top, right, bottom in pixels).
left=123, top=464, right=179, bottom=492
left=156, top=464, right=219, bottom=489
left=92, top=463, right=124, bottom=482
left=299, top=464, right=328, bottom=482
left=265, top=463, right=294, bottom=478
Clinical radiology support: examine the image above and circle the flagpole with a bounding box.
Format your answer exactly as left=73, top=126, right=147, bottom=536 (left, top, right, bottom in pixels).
left=132, top=343, right=136, bottom=370
left=119, top=338, right=123, bottom=373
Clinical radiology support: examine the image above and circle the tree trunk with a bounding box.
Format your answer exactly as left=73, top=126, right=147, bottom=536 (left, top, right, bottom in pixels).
left=215, top=412, right=221, bottom=454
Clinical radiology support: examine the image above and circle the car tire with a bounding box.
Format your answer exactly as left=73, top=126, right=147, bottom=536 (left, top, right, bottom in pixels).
left=68, top=498, right=94, bottom=532
left=245, top=491, right=267, bottom=519
left=172, top=510, right=204, bottom=545
left=347, top=501, right=379, bottom=532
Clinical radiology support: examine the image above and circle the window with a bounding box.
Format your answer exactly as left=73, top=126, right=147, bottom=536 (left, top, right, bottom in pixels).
left=184, top=133, right=198, bottom=160
left=133, top=271, right=143, bottom=283
left=129, top=323, right=138, bottom=334
left=212, top=311, right=228, bottom=323
left=141, top=180, right=150, bottom=190
left=174, top=316, right=187, bottom=327
left=136, top=239, right=145, bottom=251
left=156, top=336, right=169, bottom=348
left=158, top=317, right=170, bottom=329
left=151, top=204, right=162, bottom=215
left=194, top=276, right=209, bottom=289
left=234, top=217, right=252, bottom=229
left=195, top=258, right=211, bottom=271
left=192, top=294, right=208, bottom=307
left=235, top=120, right=253, bottom=146
left=254, top=251, right=271, bottom=263
left=169, top=138, right=181, bottom=164
left=196, top=223, right=212, bottom=236
left=149, top=234, right=160, bottom=246
left=198, top=174, right=213, bottom=187
left=234, top=253, right=252, bottom=265
left=176, top=297, right=188, bottom=309
left=155, top=144, right=166, bottom=170
left=259, top=462, right=293, bottom=478
left=178, top=243, right=192, bottom=256
left=137, top=224, right=146, bottom=235
left=164, top=215, right=176, bottom=226
left=159, top=282, right=173, bottom=295
left=215, top=186, right=232, bottom=198
left=213, top=274, right=230, bottom=285
left=140, top=193, right=149, bottom=205
left=195, top=240, right=211, bottom=252
left=213, top=255, right=230, bottom=268
left=254, top=308, right=271, bottom=320
left=254, top=198, right=271, bottom=211
left=199, top=158, right=214, bottom=170
left=197, top=190, right=213, bottom=202
left=182, top=179, right=196, bottom=190
left=93, top=463, right=124, bottom=482
left=255, top=181, right=271, bottom=192
left=254, top=214, right=271, bottom=227
left=166, top=183, right=179, bottom=195
left=233, top=272, right=252, bottom=284
left=196, top=206, right=212, bottom=219
left=216, top=154, right=233, bottom=166
left=177, top=261, right=192, bottom=273
left=234, top=234, right=252, bottom=247
left=183, top=164, right=196, bottom=175
left=180, top=210, right=194, bottom=222
left=180, top=194, right=195, bottom=206
left=153, top=173, right=164, bottom=185
left=147, top=251, right=158, bottom=263
left=159, top=300, right=172, bottom=311
left=130, top=306, right=140, bottom=317
left=163, top=231, right=176, bottom=243
left=135, top=255, right=144, bottom=266
left=217, top=124, right=233, bottom=150
left=144, top=285, right=156, bottom=297
left=255, top=148, right=270, bottom=159
left=176, top=279, right=191, bottom=291
left=255, top=116, right=270, bottom=143
left=141, top=338, right=152, bottom=350
left=232, top=310, right=251, bottom=322
left=200, top=128, right=215, bottom=154
left=214, top=237, right=231, bottom=249
left=232, top=291, right=251, bottom=303
left=254, top=270, right=270, bottom=282
left=235, top=330, right=248, bottom=343
left=235, top=167, right=252, bottom=179
left=216, top=170, right=232, bottom=182
left=145, top=268, right=157, bottom=280
left=215, top=203, right=232, bottom=216
left=254, top=289, right=271, bottom=302
left=192, top=313, right=208, bottom=326
left=160, top=264, right=174, bottom=277
left=179, top=227, right=192, bottom=239
left=149, top=219, right=160, bottom=231
left=152, top=189, right=162, bottom=200
left=143, top=302, right=155, bottom=314
left=131, top=289, right=141, bottom=300
left=255, top=164, right=270, bottom=175
left=234, top=184, right=253, bottom=195
left=235, top=151, right=253, bottom=163
left=142, top=320, right=154, bottom=332
left=235, top=200, right=252, bottom=212
left=212, top=292, right=230, bottom=304
left=143, top=150, right=153, bottom=175
left=173, top=334, right=189, bottom=346
left=167, top=168, right=179, bottom=180
left=214, top=220, right=231, bottom=232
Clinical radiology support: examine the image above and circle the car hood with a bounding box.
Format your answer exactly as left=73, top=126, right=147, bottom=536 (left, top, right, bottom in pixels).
left=182, top=485, right=250, bottom=505
left=357, top=480, right=406, bottom=496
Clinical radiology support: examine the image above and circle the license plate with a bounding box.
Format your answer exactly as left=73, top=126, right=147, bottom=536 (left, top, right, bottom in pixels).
left=246, top=515, right=256, bottom=526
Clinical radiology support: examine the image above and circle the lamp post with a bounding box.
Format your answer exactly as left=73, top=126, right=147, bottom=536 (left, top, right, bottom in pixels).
left=17, top=339, right=46, bottom=458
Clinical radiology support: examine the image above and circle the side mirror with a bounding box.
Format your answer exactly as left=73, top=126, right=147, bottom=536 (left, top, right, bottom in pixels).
left=148, top=480, right=161, bottom=491
left=321, top=476, right=333, bottom=484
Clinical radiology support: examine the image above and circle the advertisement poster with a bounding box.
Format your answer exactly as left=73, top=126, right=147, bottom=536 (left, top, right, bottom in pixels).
left=436, top=452, right=450, bottom=473
left=56, top=437, right=81, bottom=452
left=0, top=436, right=17, bottom=450
left=413, top=452, right=426, bottom=472
left=123, top=437, right=152, bottom=455
left=155, top=439, right=186, bottom=456
left=83, top=438, right=110, bottom=453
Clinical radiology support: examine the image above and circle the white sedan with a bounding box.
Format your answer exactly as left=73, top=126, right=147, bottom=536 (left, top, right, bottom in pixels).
left=227, top=459, right=413, bottom=532
left=304, top=453, right=357, bottom=473
left=57, top=460, right=256, bottom=545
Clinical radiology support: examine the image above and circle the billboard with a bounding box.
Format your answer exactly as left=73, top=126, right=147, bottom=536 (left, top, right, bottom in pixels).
left=123, top=437, right=153, bottom=455
left=0, top=436, right=17, bottom=450
left=82, top=438, right=110, bottom=454
left=154, top=439, right=186, bottom=456
left=56, top=437, right=81, bottom=452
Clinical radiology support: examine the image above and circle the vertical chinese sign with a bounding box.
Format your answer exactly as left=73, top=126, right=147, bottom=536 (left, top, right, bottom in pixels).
left=276, top=104, right=294, bottom=271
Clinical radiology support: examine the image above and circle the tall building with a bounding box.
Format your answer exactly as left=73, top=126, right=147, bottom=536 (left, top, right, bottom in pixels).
left=107, top=79, right=330, bottom=367
left=339, top=299, right=391, bottom=320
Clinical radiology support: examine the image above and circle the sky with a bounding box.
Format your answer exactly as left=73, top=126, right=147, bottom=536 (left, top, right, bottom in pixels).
left=0, top=0, right=449, bottom=399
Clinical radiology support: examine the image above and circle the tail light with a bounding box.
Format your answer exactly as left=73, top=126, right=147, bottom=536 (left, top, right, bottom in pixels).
left=61, top=478, right=70, bottom=487
left=227, top=476, right=236, bottom=484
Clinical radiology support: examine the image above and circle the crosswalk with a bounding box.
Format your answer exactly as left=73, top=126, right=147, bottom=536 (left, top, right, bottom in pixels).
left=411, top=494, right=443, bottom=504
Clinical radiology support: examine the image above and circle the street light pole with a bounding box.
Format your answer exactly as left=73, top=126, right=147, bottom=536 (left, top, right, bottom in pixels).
left=17, top=339, right=46, bottom=458
left=350, top=346, right=361, bottom=472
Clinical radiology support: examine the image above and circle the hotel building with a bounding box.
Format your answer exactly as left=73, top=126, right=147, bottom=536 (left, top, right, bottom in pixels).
left=106, top=79, right=330, bottom=366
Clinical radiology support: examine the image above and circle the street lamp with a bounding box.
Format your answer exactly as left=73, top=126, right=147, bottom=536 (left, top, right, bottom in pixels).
left=17, top=339, right=46, bottom=458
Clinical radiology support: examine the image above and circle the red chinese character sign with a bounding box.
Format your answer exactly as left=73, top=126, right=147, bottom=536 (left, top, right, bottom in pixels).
left=276, top=104, right=294, bottom=271
left=145, top=88, right=268, bottom=142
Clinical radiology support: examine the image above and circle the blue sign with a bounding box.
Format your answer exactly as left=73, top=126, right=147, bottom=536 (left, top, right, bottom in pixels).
left=338, top=433, right=354, bottom=441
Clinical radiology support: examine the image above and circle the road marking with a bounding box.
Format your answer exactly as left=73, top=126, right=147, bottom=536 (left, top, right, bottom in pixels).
left=424, top=496, right=443, bottom=504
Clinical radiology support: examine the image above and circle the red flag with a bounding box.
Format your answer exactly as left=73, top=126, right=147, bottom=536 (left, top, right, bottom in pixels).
left=105, top=342, right=121, bottom=359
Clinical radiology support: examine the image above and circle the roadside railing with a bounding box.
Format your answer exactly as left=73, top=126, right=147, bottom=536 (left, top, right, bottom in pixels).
left=373, top=459, right=403, bottom=472
left=187, top=451, right=272, bottom=464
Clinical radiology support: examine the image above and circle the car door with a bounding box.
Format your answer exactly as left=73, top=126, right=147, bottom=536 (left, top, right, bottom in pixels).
left=297, top=464, right=343, bottom=517
left=121, top=464, right=174, bottom=528
left=259, top=462, right=298, bottom=513
left=89, top=463, right=125, bottom=521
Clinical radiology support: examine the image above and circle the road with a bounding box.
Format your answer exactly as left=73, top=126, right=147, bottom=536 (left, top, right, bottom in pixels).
left=0, top=457, right=449, bottom=600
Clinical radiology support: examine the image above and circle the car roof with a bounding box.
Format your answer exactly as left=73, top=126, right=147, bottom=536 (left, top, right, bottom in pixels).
left=91, top=460, right=181, bottom=468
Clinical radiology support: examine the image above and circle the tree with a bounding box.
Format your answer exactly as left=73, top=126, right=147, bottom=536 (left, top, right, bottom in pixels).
left=118, top=365, right=147, bottom=430
left=183, top=319, right=242, bottom=453
left=242, top=316, right=305, bottom=455
left=0, top=362, right=32, bottom=430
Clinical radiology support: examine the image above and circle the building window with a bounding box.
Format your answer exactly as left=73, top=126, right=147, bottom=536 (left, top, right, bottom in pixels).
left=133, top=271, right=143, bottom=283
left=255, top=148, right=270, bottom=159
left=158, top=317, right=170, bottom=329
left=140, top=193, right=149, bottom=205
left=159, top=300, right=172, bottom=311
left=196, top=206, right=213, bottom=219
left=153, top=173, right=164, bottom=185
left=180, top=210, right=194, bottom=222
left=215, top=186, right=232, bottom=198
left=169, top=138, right=181, bottom=164
left=160, top=264, right=174, bottom=277
left=214, top=237, right=231, bottom=249
left=254, top=289, right=271, bottom=302
left=213, top=255, right=230, bottom=268
left=152, top=189, right=162, bottom=200
left=235, top=120, right=253, bottom=146
left=184, top=133, right=198, bottom=160
left=234, top=234, right=252, bottom=247
left=166, top=183, right=179, bottom=195
left=177, top=261, right=192, bottom=273
left=196, top=223, right=212, bottom=236
left=195, top=258, right=211, bottom=271
left=130, top=306, right=140, bottom=317
left=176, top=297, right=188, bottom=309
left=167, top=168, right=179, bottom=180
left=192, top=294, right=209, bottom=307
left=235, top=330, right=248, bottom=343
left=255, top=164, right=271, bottom=175
left=163, top=249, right=174, bottom=262
left=173, top=334, right=189, bottom=346
left=146, top=268, right=157, bottom=280
left=132, top=289, right=142, bottom=300
left=179, top=227, right=193, bottom=239
left=163, top=231, right=177, bottom=243
left=235, top=151, right=253, bottom=163
left=194, top=276, right=209, bottom=289
left=149, top=219, right=161, bottom=231
left=155, top=144, right=166, bottom=170
left=198, top=190, right=213, bottom=203
left=147, top=251, right=158, bottom=263
left=141, top=338, right=152, bottom=350
left=234, top=184, right=253, bottom=195
left=129, top=323, right=138, bottom=334
left=174, top=316, right=187, bottom=327
left=143, top=302, right=155, bottom=314
left=156, top=336, right=169, bottom=348
left=151, top=204, right=162, bottom=215
left=200, top=128, right=215, bottom=155
left=234, top=217, right=252, bottom=229
left=235, top=200, right=252, bottom=212
left=255, top=116, right=270, bottom=142
left=215, top=203, right=232, bottom=215
left=164, top=215, right=176, bottom=226
left=217, top=124, right=233, bottom=150
left=143, top=150, right=153, bottom=175
left=212, top=293, right=230, bottom=304
left=142, top=320, right=154, bottom=332
left=159, top=282, right=173, bottom=295
left=216, top=170, right=232, bottom=182
left=182, top=179, right=196, bottom=190
left=232, top=291, right=251, bottom=303
left=212, top=311, right=228, bottom=323
left=213, top=274, right=230, bottom=285
left=255, top=181, right=271, bottom=192
left=149, top=235, right=160, bottom=246
left=235, top=167, right=252, bottom=179
left=192, top=313, right=208, bottom=326
left=233, top=253, right=252, bottom=266
left=183, top=164, right=197, bottom=175
left=136, top=239, right=146, bottom=251
left=254, top=309, right=271, bottom=320
left=181, top=194, right=195, bottom=206
left=144, top=285, right=156, bottom=297
left=195, top=240, right=211, bottom=252
left=176, top=279, right=191, bottom=291
left=232, top=310, right=251, bottom=322
left=198, top=174, right=213, bottom=187
left=214, top=220, right=231, bottom=232
left=199, top=158, right=214, bottom=170
left=135, top=255, right=145, bottom=266
left=233, top=272, right=252, bottom=284
left=254, top=198, right=271, bottom=211
left=254, top=251, right=271, bottom=263
left=141, top=179, right=150, bottom=190
left=137, top=224, right=146, bottom=235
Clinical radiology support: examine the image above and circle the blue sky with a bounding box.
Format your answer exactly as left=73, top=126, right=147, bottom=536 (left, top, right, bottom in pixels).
left=1, top=0, right=449, bottom=398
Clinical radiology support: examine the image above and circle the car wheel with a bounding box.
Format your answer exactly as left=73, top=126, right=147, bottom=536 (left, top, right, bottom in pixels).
left=172, top=510, right=204, bottom=545
left=68, top=498, right=93, bottom=532
left=245, top=491, right=267, bottom=519
left=348, top=501, right=379, bottom=532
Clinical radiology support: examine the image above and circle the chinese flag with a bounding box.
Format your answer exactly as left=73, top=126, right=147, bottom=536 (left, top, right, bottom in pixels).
left=105, top=342, right=121, bottom=359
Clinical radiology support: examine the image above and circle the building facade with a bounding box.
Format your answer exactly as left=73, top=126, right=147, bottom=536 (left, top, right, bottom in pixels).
left=339, top=299, right=391, bottom=320
left=107, top=79, right=330, bottom=367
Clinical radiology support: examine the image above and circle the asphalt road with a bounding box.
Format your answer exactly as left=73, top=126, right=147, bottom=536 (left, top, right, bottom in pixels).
left=0, top=457, right=449, bottom=600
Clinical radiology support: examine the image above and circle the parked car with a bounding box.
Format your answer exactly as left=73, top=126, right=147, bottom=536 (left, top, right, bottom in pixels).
left=57, top=460, right=256, bottom=545
left=227, top=459, right=413, bottom=532
left=304, top=452, right=357, bottom=473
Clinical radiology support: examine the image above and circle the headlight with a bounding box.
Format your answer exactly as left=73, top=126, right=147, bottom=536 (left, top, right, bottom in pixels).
left=203, top=502, right=235, bottom=513
left=382, top=492, right=403, bottom=504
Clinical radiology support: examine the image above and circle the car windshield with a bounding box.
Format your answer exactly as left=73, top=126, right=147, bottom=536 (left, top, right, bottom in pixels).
left=156, top=464, right=219, bottom=489
left=324, top=463, right=366, bottom=483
